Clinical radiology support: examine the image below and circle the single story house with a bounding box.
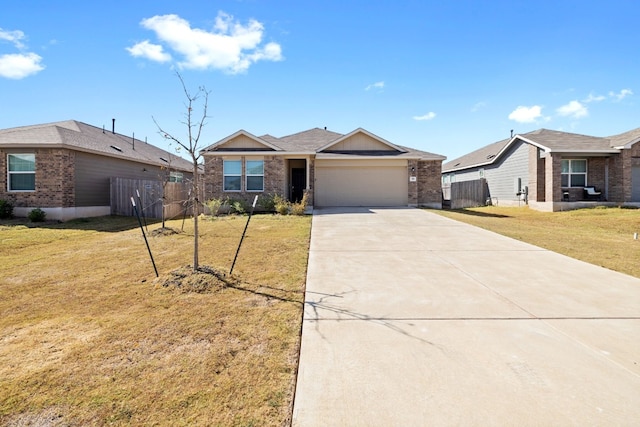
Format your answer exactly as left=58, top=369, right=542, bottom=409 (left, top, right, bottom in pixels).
left=0, top=120, right=193, bottom=220
left=442, top=127, right=640, bottom=211
left=201, top=127, right=446, bottom=209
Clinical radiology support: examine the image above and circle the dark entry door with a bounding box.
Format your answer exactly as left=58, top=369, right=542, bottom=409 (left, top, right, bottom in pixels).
left=291, top=168, right=305, bottom=202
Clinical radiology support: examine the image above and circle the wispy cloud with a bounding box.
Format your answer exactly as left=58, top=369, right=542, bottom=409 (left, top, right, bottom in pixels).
left=609, top=88, right=633, bottom=101
left=471, top=101, right=487, bottom=112
left=583, top=93, right=606, bottom=103
left=127, top=12, right=283, bottom=74
left=413, top=112, right=436, bottom=121
left=508, top=105, right=543, bottom=123
left=365, top=81, right=384, bottom=91
left=0, top=27, right=44, bottom=79
left=556, top=100, right=588, bottom=119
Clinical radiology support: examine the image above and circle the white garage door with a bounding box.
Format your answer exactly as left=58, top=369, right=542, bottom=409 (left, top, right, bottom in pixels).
left=315, top=159, right=408, bottom=207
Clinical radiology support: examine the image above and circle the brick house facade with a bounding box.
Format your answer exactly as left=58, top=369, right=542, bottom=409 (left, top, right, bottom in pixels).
left=0, top=120, right=193, bottom=220
left=202, top=128, right=446, bottom=209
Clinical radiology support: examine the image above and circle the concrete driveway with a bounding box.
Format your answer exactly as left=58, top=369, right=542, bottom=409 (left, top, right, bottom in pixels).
left=292, top=207, right=640, bottom=426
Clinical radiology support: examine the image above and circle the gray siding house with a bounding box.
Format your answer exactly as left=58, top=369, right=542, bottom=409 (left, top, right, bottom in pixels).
left=442, top=127, right=640, bottom=211
left=0, top=120, right=193, bottom=220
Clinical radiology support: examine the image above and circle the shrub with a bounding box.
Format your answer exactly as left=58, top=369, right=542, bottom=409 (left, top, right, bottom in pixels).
left=290, top=192, right=309, bottom=216
left=0, top=199, right=13, bottom=219
left=258, top=194, right=277, bottom=212
left=28, top=208, right=47, bottom=222
left=205, top=198, right=224, bottom=216
left=273, top=194, right=290, bottom=215
left=228, top=199, right=247, bottom=215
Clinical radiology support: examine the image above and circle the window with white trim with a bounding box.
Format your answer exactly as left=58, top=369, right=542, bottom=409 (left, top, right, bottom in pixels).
left=8, top=153, right=35, bottom=191
left=223, top=160, right=242, bottom=191
left=169, top=171, right=183, bottom=182
left=561, top=159, right=587, bottom=187
left=245, top=160, right=264, bottom=191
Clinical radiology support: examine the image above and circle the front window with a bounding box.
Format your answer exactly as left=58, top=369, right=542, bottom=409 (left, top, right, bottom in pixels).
left=8, top=153, right=35, bottom=191
left=169, top=171, right=183, bottom=182
left=561, top=159, right=587, bottom=187
left=223, top=160, right=241, bottom=191
left=246, top=160, right=264, bottom=191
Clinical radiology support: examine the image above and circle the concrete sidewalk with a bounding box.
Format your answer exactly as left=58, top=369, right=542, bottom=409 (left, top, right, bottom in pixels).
left=292, top=207, right=640, bottom=426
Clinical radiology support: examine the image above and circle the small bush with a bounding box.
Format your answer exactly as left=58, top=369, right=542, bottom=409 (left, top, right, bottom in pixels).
left=258, top=194, right=277, bottom=212
left=205, top=198, right=224, bottom=216
left=0, top=199, right=13, bottom=219
left=229, top=199, right=247, bottom=215
left=273, top=194, right=290, bottom=215
left=290, top=192, right=309, bottom=216
left=28, top=208, right=46, bottom=222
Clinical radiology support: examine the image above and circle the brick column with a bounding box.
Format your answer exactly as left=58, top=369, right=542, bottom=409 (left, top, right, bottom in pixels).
left=545, top=153, right=562, bottom=202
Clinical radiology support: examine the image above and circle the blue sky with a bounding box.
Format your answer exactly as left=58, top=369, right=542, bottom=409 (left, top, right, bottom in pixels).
left=1, top=0, right=638, bottom=161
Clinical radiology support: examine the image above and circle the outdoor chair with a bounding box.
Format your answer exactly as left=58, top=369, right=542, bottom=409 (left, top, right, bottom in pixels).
left=583, top=186, right=602, bottom=201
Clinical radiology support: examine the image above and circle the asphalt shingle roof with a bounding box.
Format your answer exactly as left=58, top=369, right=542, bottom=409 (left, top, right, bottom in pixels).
left=204, top=127, right=445, bottom=160
left=443, top=127, right=640, bottom=173
left=0, top=120, right=193, bottom=172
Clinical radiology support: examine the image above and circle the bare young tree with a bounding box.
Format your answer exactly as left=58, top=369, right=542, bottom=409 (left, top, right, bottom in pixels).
left=153, top=72, right=209, bottom=270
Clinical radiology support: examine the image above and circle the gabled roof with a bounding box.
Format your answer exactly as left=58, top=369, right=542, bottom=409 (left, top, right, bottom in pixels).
left=608, top=127, right=640, bottom=149
left=202, top=129, right=282, bottom=152
left=442, top=127, right=638, bottom=173
left=0, top=120, right=193, bottom=172
left=202, top=127, right=446, bottom=160
left=317, top=128, right=406, bottom=153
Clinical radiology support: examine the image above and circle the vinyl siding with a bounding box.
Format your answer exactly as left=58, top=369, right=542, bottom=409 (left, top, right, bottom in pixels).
left=444, top=140, right=530, bottom=203
left=75, top=152, right=168, bottom=206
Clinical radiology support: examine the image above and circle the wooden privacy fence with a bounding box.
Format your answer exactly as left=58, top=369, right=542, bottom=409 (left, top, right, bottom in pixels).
left=110, top=178, right=191, bottom=219
left=448, top=178, right=488, bottom=209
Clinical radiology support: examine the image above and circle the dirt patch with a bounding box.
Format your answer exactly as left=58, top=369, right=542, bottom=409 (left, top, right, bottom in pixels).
left=5, top=407, right=68, bottom=427
left=154, top=265, right=238, bottom=293
left=150, top=227, right=181, bottom=237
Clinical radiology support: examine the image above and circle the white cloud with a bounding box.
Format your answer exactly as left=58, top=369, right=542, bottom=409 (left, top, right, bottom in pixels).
left=126, top=40, right=172, bottom=62
left=413, top=112, right=436, bottom=121
left=0, top=52, right=44, bottom=79
left=583, top=93, right=606, bottom=103
left=556, top=100, right=588, bottom=119
left=609, top=88, right=633, bottom=101
left=508, top=105, right=543, bottom=123
left=128, top=12, right=283, bottom=74
left=0, top=28, right=26, bottom=49
left=365, top=81, right=384, bottom=91
left=0, top=27, right=44, bottom=79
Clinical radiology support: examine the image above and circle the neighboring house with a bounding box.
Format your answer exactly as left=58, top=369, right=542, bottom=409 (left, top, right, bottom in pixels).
left=0, top=120, right=193, bottom=220
left=442, top=127, right=640, bottom=211
left=201, top=127, right=446, bottom=209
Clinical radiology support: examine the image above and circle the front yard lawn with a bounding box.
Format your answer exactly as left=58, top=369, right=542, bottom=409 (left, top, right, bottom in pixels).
left=433, top=206, right=640, bottom=279
left=0, top=214, right=311, bottom=426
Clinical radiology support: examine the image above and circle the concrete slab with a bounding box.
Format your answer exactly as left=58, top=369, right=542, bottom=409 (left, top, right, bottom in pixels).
left=293, top=208, right=640, bottom=426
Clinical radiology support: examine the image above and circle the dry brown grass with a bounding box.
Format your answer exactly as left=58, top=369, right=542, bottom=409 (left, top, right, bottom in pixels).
left=433, top=206, right=640, bottom=278
left=0, top=214, right=311, bottom=426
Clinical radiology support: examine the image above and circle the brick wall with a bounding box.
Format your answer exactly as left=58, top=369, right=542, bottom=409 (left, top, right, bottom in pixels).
left=0, top=148, right=75, bottom=208
left=203, top=155, right=286, bottom=207
left=545, top=154, right=562, bottom=202
left=408, top=160, right=418, bottom=205
left=417, top=160, right=443, bottom=207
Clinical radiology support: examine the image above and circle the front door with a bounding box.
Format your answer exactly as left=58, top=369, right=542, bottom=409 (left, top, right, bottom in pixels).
left=291, top=168, right=305, bottom=202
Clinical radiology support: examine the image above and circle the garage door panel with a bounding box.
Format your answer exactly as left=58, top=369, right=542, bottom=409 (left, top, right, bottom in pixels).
left=315, top=163, right=408, bottom=207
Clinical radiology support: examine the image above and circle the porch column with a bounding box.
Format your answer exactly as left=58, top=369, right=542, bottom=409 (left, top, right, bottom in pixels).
left=545, top=153, right=562, bottom=202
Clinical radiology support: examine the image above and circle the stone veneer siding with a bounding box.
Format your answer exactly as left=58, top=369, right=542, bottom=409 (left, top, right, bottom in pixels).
left=417, top=160, right=443, bottom=207
left=0, top=148, right=75, bottom=208
left=408, top=159, right=418, bottom=205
